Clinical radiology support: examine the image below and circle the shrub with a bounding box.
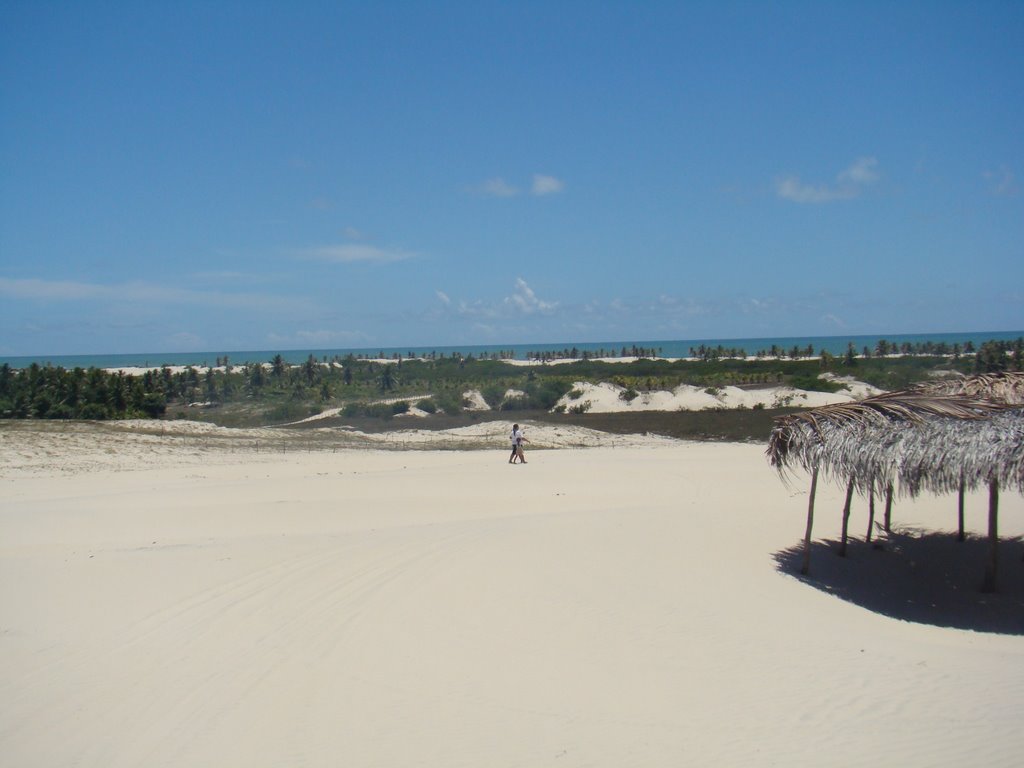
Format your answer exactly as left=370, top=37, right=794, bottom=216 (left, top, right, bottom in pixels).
left=568, top=400, right=592, bottom=414
left=523, top=379, right=573, bottom=410
left=417, top=398, right=438, bottom=414
left=435, top=392, right=463, bottom=415
left=789, top=374, right=842, bottom=393
left=499, top=395, right=530, bottom=411
left=263, top=402, right=312, bottom=423
left=140, top=392, right=167, bottom=417
left=365, top=402, right=395, bottom=419
left=48, top=403, right=76, bottom=419
left=481, top=384, right=506, bottom=408
left=619, top=387, right=639, bottom=402
left=79, top=403, right=111, bottom=420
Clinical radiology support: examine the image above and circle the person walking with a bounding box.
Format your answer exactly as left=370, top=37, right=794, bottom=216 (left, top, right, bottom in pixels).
left=514, top=424, right=528, bottom=464
left=509, top=423, right=521, bottom=463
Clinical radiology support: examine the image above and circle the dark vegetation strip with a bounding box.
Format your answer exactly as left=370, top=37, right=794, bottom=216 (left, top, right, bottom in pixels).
left=301, top=408, right=805, bottom=443
left=1, top=338, right=1020, bottom=426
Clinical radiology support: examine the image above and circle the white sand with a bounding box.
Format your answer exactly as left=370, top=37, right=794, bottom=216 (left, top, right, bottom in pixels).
left=2, top=422, right=1023, bottom=767
left=554, top=378, right=883, bottom=413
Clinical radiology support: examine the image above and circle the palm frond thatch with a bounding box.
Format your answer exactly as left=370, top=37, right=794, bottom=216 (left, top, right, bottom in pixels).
left=915, top=371, right=1024, bottom=405
left=897, top=408, right=1024, bottom=496
left=766, top=392, right=1020, bottom=495
left=767, top=392, right=1001, bottom=475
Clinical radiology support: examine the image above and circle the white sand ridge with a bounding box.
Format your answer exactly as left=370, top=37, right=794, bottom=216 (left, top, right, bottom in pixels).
left=553, top=376, right=883, bottom=413
left=0, top=418, right=669, bottom=477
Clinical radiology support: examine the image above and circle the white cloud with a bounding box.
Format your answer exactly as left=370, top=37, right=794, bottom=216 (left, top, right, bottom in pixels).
left=188, top=270, right=286, bottom=287
left=505, top=278, right=558, bottom=314
left=433, top=279, right=559, bottom=319
left=462, top=321, right=498, bottom=338
left=777, top=157, right=880, bottom=204
left=295, top=244, right=416, bottom=264
left=267, top=329, right=370, bottom=346
left=984, top=166, right=1017, bottom=196
left=821, top=313, right=848, bottom=329
left=296, top=329, right=369, bottom=345
left=0, top=276, right=305, bottom=310
left=190, top=270, right=250, bottom=281
left=531, top=174, right=565, bottom=196
left=775, top=178, right=846, bottom=204
left=742, top=297, right=775, bottom=312
left=476, top=177, right=520, bottom=197
left=455, top=298, right=500, bottom=319
left=0, top=277, right=106, bottom=300
left=165, top=331, right=205, bottom=350
left=838, top=157, right=879, bottom=185
left=470, top=174, right=566, bottom=198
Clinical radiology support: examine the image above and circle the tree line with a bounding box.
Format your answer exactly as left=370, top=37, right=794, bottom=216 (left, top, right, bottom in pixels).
left=0, top=363, right=168, bottom=420
left=1, top=338, right=1020, bottom=422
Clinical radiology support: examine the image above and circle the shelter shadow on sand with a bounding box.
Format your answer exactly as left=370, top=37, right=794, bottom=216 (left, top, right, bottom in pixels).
left=774, top=530, right=1024, bottom=635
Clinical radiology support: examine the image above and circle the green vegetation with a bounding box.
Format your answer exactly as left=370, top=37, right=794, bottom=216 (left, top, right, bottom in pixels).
left=0, top=363, right=169, bottom=420
left=1, top=337, right=1020, bottom=426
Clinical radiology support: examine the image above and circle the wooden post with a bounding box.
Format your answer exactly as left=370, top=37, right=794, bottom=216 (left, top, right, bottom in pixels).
left=839, top=477, right=855, bottom=557
left=957, top=479, right=966, bottom=542
left=801, top=467, right=819, bottom=576
left=883, top=482, right=893, bottom=533
left=982, top=479, right=999, bottom=593
left=865, top=480, right=875, bottom=543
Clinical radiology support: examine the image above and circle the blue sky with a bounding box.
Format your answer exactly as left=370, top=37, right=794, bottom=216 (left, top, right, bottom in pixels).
left=1, top=1, right=1022, bottom=355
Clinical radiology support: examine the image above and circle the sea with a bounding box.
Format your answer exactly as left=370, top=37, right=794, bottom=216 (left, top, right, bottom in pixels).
left=2, top=330, right=1022, bottom=370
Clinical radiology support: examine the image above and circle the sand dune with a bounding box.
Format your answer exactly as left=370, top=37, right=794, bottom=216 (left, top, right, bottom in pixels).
left=553, top=375, right=882, bottom=413
left=1, top=422, right=1022, bottom=767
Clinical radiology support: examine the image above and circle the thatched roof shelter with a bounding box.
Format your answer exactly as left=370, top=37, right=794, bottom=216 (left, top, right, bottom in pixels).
left=915, top=371, right=1024, bottom=406
left=766, top=391, right=1007, bottom=494
left=766, top=386, right=1023, bottom=588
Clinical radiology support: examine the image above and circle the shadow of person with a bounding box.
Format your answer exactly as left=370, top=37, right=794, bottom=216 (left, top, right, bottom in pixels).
left=773, top=529, right=1024, bottom=635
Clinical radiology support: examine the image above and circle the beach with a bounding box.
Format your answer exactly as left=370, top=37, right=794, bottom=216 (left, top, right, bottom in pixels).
left=2, top=421, right=1023, bottom=767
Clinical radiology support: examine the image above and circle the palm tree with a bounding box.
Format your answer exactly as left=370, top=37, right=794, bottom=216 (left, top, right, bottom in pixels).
left=204, top=369, right=218, bottom=402
left=271, top=354, right=286, bottom=380
left=301, top=354, right=318, bottom=387
left=378, top=365, right=397, bottom=392
left=247, top=363, right=265, bottom=392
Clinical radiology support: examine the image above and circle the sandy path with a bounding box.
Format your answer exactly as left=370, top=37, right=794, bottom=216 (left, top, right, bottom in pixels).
left=1, top=427, right=1023, bottom=766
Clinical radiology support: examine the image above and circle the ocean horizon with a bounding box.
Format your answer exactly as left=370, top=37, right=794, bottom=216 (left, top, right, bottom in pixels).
left=2, top=330, right=1022, bottom=370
